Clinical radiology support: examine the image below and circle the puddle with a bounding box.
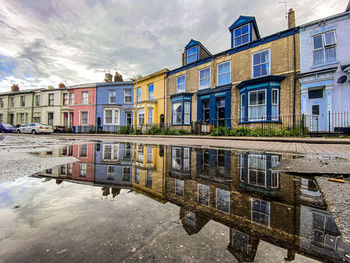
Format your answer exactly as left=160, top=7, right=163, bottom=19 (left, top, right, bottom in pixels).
left=0, top=142, right=349, bottom=262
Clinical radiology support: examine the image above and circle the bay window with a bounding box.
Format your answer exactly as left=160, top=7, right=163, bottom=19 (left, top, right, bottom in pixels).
left=248, top=90, right=266, bottom=121
left=271, top=89, right=279, bottom=120
left=103, top=108, right=120, bottom=125
left=252, top=49, right=270, bottom=78
left=217, top=61, right=230, bottom=85
left=172, top=103, right=182, bottom=124
left=138, top=108, right=144, bottom=125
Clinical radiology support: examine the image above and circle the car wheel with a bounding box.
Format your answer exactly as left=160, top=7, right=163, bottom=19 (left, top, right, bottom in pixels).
left=31, top=129, right=37, bottom=135
left=16, top=130, right=21, bottom=134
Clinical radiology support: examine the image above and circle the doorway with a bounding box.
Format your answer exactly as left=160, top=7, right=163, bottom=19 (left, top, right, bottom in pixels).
left=307, top=88, right=326, bottom=131
left=216, top=98, right=226, bottom=127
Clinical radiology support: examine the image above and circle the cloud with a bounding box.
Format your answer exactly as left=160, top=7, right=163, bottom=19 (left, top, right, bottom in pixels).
left=0, top=0, right=347, bottom=92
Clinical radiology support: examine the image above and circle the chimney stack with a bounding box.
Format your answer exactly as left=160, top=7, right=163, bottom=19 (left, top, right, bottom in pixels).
left=288, top=8, right=296, bottom=28
left=11, top=84, right=19, bottom=92
left=104, top=73, right=113, bottom=83
left=114, top=71, right=123, bottom=82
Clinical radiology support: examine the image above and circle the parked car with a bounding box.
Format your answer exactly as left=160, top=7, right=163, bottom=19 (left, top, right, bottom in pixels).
left=0, top=123, right=16, bottom=133
left=16, top=123, right=54, bottom=134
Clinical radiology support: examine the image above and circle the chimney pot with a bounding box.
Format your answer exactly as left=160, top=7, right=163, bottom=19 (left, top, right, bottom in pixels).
left=104, top=73, right=113, bottom=83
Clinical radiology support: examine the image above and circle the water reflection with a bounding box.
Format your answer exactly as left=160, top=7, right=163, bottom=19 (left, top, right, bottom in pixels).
left=34, top=142, right=350, bottom=263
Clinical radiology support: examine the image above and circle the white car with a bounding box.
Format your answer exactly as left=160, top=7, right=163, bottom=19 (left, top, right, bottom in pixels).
left=16, top=123, right=54, bottom=134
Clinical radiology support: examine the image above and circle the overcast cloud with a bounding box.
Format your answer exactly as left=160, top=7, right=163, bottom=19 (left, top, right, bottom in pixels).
left=0, top=0, right=348, bottom=92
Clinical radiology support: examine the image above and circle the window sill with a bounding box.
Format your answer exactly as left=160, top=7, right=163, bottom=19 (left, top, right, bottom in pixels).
left=216, top=83, right=232, bottom=89
left=311, top=61, right=339, bottom=69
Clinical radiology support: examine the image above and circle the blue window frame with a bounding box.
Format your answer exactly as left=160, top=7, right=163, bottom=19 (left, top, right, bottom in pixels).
left=171, top=94, right=192, bottom=126
left=199, top=67, right=210, bottom=90
left=217, top=61, right=231, bottom=86
left=234, top=24, right=250, bottom=47
left=252, top=49, right=270, bottom=78
left=187, top=46, right=198, bottom=64
left=177, top=75, right=186, bottom=93
left=148, top=84, right=154, bottom=100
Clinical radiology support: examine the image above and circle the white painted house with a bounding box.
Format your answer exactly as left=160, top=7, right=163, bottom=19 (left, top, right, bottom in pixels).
left=299, top=10, right=350, bottom=132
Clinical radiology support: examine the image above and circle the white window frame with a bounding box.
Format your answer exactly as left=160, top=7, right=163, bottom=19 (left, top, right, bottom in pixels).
left=248, top=89, right=267, bottom=121
left=138, top=108, right=145, bottom=125
left=124, top=89, right=132, bottom=103
left=183, top=147, right=190, bottom=171
left=80, top=163, right=87, bottom=177
left=48, top=94, right=54, bottom=106
left=102, top=144, right=120, bottom=161
left=186, top=46, right=198, bottom=64
left=217, top=61, right=231, bottom=86
left=252, top=49, right=271, bottom=78
left=172, top=102, right=182, bottom=124
left=184, top=102, right=190, bottom=124
left=312, top=31, right=337, bottom=65
left=247, top=154, right=267, bottom=188
left=103, top=108, right=120, bottom=125
left=79, top=144, right=88, bottom=157
left=233, top=24, right=250, bottom=47
left=122, top=166, right=131, bottom=182
left=199, top=67, right=211, bottom=90
left=82, top=91, right=88, bottom=105
left=106, top=165, right=115, bottom=180
left=271, top=89, right=279, bottom=121
left=63, top=93, right=69, bottom=105
left=108, top=89, right=116, bottom=104
left=216, top=188, right=230, bottom=214
left=175, top=179, right=185, bottom=198
left=240, top=93, right=245, bottom=122
left=20, top=95, right=25, bottom=107
left=176, top=75, right=186, bottom=93
left=70, top=93, right=75, bottom=105
left=197, top=183, right=210, bottom=206
left=80, top=111, right=89, bottom=125
left=147, top=108, right=153, bottom=124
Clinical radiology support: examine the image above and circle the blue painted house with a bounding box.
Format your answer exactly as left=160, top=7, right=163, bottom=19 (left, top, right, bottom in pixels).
left=96, top=80, right=134, bottom=132
left=94, top=142, right=133, bottom=186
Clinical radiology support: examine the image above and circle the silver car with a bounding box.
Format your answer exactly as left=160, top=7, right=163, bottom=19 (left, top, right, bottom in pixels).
left=16, top=123, right=54, bottom=134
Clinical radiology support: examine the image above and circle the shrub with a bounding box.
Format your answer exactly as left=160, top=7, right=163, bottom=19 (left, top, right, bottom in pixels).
left=146, top=125, right=162, bottom=135
left=118, top=126, right=133, bottom=134
left=211, top=126, right=230, bottom=136
left=131, top=129, right=142, bottom=135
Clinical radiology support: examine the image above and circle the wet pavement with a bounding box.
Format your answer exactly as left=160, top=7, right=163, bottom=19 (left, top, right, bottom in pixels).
left=0, top=137, right=350, bottom=262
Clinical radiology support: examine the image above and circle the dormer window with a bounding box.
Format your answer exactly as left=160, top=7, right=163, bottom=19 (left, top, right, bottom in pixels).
left=234, top=24, right=250, bottom=47
left=187, top=46, right=198, bottom=64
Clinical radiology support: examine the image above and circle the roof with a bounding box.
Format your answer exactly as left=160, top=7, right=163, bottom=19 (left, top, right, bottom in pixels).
left=0, top=88, right=45, bottom=96
left=300, top=11, right=349, bottom=29
left=184, top=39, right=212, bottom=56
left=134, top=68, right=168, bottom=83
left=228, top=16, right=261, bottom=39
left=96, top=80, right=134, bottom=87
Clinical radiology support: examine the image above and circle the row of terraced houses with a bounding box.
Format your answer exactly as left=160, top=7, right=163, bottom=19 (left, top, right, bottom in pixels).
left=1, top=7, right=350, bottom=133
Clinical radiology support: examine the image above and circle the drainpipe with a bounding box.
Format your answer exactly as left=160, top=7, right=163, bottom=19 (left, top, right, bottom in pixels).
left=31, top=93, right=34, bottom=123
left=292, top=33, right=297, bottom=128
left=164, top=73, right=166, bottom=127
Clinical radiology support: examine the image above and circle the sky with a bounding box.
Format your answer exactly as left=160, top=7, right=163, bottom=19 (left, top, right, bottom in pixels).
left=0, top=0, right=348, bottom=92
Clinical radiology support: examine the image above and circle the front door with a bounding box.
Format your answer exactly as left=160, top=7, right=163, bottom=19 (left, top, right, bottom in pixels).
left=216, top=98, right=225, bottom=127
left=48, top=112, right=54, bottom=126
left=307, top=88, right=327, bottom=132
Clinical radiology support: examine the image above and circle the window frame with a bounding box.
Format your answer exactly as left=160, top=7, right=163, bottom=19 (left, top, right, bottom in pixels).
left=137, top=87, right=141, bottom=102
left=217, top=61, right=231, bottom=86
left=70, top=93, right=75, bottom=105
left=312, top=31, right=337, bottom=65
left=248, top=89, right=267, bottom=121
left=186, top=45, right=198, bottom=64
left=271, top=89, right=279, bottom=121
left=184, top=102, right=190, bottom=124
left=138, top=108, right=145, bottom=125
left=175, top=179, right=185, bottom=197
left=233, top=24, right=250, bottom=47
left=199, top=67, right=211, bottom=90
left=148, top=108, right=153, bottom=124
left=197, top=183, right=210, bottom=206
left=103, top=108, right=120, bottom=125
left=81, top=91, right=89, bottom=105
left=148, top=84, right=154, bottom=100
left=80, top=111, right=89, bottom=125
left=35, top=95, right=40, bottom=106
left=252, top=49, right=271, bottom=78
left=176, top=75, right=186, bottom=93
left=20, top=95, right=25, bottom=107
left=172, top=102, right=182, bottom=124
left=108, top=89, right=116, bottom=104
left=216, top=188, right=230, bottom=214
left=124, top=89, right=132, bottom=104
left=48, top=93, right=54, bottom=106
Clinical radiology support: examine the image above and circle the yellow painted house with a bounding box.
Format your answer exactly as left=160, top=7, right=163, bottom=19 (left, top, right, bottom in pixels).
left=133, top=69, right=168, bottom=128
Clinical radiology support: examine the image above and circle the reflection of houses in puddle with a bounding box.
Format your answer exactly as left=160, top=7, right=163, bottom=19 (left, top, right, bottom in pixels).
left=166, top=149, right=350, bottom=262
left=131, top=144, right=166, bottom=203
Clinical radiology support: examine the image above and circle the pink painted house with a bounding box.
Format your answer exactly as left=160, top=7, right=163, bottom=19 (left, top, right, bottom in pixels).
left=68, top=83, right=97, bottom=133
